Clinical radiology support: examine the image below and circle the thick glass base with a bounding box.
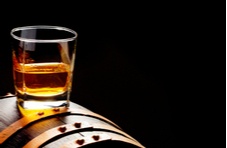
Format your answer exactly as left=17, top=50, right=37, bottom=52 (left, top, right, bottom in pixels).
left=16, top=91, right=70, bottom=110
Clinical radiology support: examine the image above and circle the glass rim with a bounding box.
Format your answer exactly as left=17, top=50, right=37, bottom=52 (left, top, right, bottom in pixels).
left=10, top=25, right=78, bottom=43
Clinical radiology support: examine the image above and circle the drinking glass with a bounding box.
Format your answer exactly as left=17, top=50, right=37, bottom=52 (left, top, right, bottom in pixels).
left=10, top=25, right=78, bottom=111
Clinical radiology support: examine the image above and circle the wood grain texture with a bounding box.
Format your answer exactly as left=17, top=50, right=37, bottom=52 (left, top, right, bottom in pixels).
left=0, top=96, right=145, bottom=148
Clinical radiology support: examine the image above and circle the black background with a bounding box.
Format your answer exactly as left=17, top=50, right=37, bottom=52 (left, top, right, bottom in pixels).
left=0, top=2, right=225, bottom=148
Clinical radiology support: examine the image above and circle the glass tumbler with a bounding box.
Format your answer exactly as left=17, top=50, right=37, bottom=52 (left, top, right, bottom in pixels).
left=10, top=25, right=78, bottom=111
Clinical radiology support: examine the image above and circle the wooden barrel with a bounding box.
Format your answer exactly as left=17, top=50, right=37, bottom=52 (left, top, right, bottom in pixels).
left=0, top=95, right=145, bottom=148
